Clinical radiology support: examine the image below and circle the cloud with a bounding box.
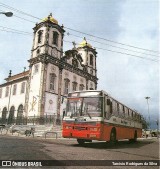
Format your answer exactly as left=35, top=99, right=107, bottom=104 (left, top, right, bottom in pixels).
left=0, top=0, right=158, bottom=128
left=97, top=0, right=159, bottom=123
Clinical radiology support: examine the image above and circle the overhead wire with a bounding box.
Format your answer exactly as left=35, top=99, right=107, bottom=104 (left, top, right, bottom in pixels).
left=0, top=2, right=159, bottom=62
left=14, top=15, right=36, bottom=24
left=0, top=28, right=32, bottom=36
left=0, top=28, right=158, bottom=63
left=0, top=2, right=159, bottom=54
left=66, top=32, right=159, bottom=58
left=0, top=25, right=32, bottom=35
left=64, top=27, right=159, bottom=54
left=63, top=40, right=159, bottom=63
left=0, top=3, right=41, bottom=20
left=0, top=26, right=158, bottom=62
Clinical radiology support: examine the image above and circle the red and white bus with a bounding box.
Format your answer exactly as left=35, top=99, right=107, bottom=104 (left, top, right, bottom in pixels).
left=62, top=90, right=142, bottom=145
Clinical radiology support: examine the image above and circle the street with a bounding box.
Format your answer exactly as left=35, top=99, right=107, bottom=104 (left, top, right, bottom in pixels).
left=0, top=135, right=159, bottom=169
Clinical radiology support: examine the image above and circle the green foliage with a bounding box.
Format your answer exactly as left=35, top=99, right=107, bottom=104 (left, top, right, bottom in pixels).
left=141, top=116, right=149, bottom=129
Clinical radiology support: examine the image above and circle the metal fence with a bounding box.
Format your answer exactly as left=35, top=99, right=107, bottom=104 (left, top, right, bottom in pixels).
left=0, top=115, right=63, bottom=126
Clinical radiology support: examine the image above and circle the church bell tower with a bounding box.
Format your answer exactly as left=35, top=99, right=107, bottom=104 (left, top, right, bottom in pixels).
left=27, top=13, right=65, bottom=117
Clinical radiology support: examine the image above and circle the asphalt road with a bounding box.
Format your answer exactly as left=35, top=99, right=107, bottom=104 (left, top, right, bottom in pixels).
left=0, top=135, right=159, bottom=169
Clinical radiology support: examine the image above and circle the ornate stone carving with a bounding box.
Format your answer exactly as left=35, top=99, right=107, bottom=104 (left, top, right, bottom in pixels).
left=51, top=65, right=56, bottom=72
left=73, top=75, right=77, bottom=81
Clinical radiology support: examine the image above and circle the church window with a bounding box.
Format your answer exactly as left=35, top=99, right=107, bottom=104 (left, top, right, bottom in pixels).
left=89, top=83, right=94, bottom=90
left=12, top=84, right=17, bottom=95
left=0, top=88, right=2, bottom=98
left=64, top=79, right=70, bottom=94
left=5, top=86, right=9, bottom=97
left=72, top=59, right=78, bottom=67
left=79, top=84, right=84, bottom=91
left=37, top=30, right=43, bottom=43
left=90, top=54, right=93, bottom=66
left=72, top=82, right=77, bottom=91
left=90, top=68, right=93, bottom=75
left=2, top=107, right=7, bottom=124
left=49, top=73, right=56, bottom=91
left=34, top=64, right=39, bottom=74
left=16, top=104, right=23, bottom=125
left=21, top=82, right=25, bottom=94
left=37, top=49, right=40, bottom=54
left=53, top=32, right=59, bottom=46
left=8, top=106, right=15, bottom=124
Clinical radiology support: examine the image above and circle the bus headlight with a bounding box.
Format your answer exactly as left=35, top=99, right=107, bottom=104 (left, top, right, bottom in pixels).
left=90, top=127, right=98, bottom=131
left=65, top=126, right=72, bottom=129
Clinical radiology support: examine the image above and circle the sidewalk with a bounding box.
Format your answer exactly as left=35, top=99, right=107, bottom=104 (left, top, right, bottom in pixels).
left=0, top=124, right=63, bottom=139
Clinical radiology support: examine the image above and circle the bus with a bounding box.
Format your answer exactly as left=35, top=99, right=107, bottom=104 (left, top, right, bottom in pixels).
left=62, top=90, right=142, bottom=145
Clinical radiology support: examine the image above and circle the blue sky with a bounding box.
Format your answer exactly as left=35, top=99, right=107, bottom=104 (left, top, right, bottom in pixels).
left=0, top=0, right=159, bottom=128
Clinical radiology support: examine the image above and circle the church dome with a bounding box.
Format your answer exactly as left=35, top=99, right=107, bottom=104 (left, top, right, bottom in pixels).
left=42, top=13, right=58, bottom=24
left=79, top=37, right=92, bottom=48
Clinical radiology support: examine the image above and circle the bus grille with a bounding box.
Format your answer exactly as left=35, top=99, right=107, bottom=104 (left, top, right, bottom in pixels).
left=74, top=126, right=87, bottom=130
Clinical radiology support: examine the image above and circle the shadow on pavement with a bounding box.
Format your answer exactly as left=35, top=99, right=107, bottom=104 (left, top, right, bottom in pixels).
left=71, top=139, right=156, bottom=149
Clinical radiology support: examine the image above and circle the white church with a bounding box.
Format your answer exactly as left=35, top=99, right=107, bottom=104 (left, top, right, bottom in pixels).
left=0, top=14, right=98, bottom=124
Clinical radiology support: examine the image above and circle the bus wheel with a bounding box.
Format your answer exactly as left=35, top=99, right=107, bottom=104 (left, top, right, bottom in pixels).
left=77, top=139, right=85, bottom=145
left=110, top=130, right=116, bottom=145
left=133, top=131, right=137, bottom=142
left=129, top=131, right=137, bottom=143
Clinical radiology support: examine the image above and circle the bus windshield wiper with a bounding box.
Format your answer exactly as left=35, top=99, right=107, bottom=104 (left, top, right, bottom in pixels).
left=70, top=109, right=80, bottom=118
left=85, top=107, right=91, bottom=119
left=86, top=112, right=92, bottom=119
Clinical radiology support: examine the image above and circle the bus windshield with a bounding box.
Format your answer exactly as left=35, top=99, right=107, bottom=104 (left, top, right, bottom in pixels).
left=66, top=97, right=102, bottom=118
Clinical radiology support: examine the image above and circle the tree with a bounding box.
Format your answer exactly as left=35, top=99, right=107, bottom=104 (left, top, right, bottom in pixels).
left=141, top=116, right=149, bottom=129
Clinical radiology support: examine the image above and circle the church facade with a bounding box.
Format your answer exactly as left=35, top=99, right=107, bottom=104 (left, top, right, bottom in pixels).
left=0, top=14, right=98, bottom=124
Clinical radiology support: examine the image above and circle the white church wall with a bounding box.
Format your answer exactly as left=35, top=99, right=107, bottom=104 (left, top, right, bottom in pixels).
left=27, top=63, right=43, bottom=117
left=0, top=80, right=27, bottom=118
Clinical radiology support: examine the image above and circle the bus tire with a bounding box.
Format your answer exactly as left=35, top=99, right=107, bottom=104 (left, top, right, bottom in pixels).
left=133, top=131, right=137, bottom=142
left=77, top=139, right=85, bottom=145
left=110, top=129, right=117, bottom=145
left=129, top=131, right=137, bottom=143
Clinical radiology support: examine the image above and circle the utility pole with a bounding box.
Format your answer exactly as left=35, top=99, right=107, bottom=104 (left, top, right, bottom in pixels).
left=156, top=120, right=159, bottom=139
left=145, top=97, right=150, bottom=129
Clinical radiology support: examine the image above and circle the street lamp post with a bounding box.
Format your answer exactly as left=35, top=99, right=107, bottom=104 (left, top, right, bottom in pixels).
left=0, top=11, right=13, bottom=17
left=145, top=97, right=150, bottom=129
left=156, top=120, right=159, bottom=139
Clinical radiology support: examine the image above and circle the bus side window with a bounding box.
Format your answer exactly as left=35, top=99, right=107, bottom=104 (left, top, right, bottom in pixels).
left=114, top=102, right=118, bottom=116
left=107, top=99, right=111, bottom=105
left=129, top=109, right=131, bottom=119
left=137, top=114, right=139, bottom=122
left=139, top=115, right=142, bottom=122
left=112, top=100, right=117, bottom=116
left=110, top=101, right=113, bottom=114
left=119, top=104, right=122, bottom=116
left=120, top=104, right=124, bottom=117
left=132, top=112, right=135, bottom=120
left=105, top=98, right=112, bottom=119
left=117, top=103, right=119, bottom=115
left=125, top=107, right=128, bottom=117
left=123, top=106, right=125, bottom=117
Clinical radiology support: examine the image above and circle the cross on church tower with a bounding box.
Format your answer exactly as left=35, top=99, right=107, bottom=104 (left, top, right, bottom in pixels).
left=72, top=41, right=76, bottom=49
left=48, top=13, right=52, bottom=19
left=84, top=37, right=88, bottom=46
